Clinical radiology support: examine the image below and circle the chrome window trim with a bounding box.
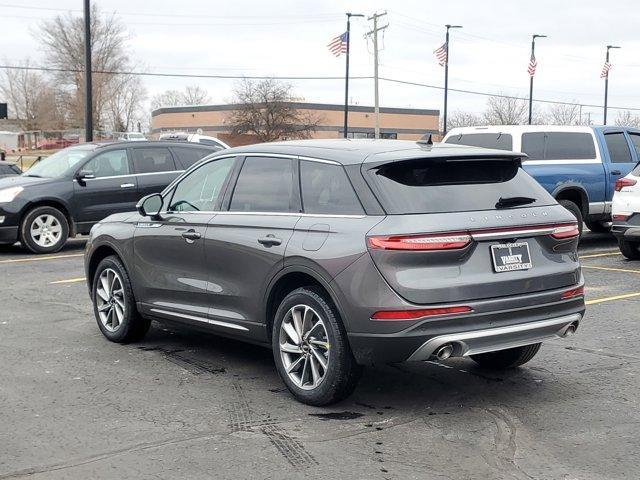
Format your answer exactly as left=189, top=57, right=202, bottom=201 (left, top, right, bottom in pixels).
left=77, top=170, right=185, bottom=182
left=160, top=210, right=367, bottom=219
left=150, top=308, right=249, bottom=331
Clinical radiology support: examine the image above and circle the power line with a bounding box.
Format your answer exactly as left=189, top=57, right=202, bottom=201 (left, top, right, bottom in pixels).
left=1, top=63, right=639, bottom=112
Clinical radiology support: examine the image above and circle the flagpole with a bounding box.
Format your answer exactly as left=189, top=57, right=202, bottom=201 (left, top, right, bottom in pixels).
left=604, top=45, right=620, bottom=125
left=528, top=34, right=546, bottom=125
left=343, top=13, right=364, bottom=139
left=442, top=24, right=461, bottom=136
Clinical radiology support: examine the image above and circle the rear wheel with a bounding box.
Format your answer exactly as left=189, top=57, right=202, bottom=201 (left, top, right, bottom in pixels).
left=20, top=206, right=69, bottom=253
left=558, top=200, right=584, bottom=238
left=272, top=287, right=362, bottom=406
left=585, top=220, right=611, bottom=233
left=92, top=255, right=151, bottom=343
left=470, top=343, right=541, bottom=369
left=619, top=239, right=640, bottom=260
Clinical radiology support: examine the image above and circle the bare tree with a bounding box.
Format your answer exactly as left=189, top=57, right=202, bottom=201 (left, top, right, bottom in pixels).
left=0, top=58, right=63, bottom=130
left=151, top=85, right=211, bottom=110
left=227, top=79, right=321, bottom=142
left=482, top=95, right=529, bottom=125
left=37, top=5, right=142, bottom=131
left=544, top=103, right=582, bottom=125
left=443, top=110, right=482, bottom=130
left=615, top=110, right=640, bottom=128
left=104, top=74, right=147, bottom=132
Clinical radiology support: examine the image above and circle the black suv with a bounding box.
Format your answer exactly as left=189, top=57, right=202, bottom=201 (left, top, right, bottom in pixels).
left=0, top=141, right=219, bottom=253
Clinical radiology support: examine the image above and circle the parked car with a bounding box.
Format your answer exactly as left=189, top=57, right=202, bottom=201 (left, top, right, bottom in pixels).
left=84, top=139, right=585, bottom=405
left=443, top=125, right=640, bottom=235
left=158, top=132, right=229, bottom=150
left=116, top=132, right=147, bottom=141
left=611, top=163, right=640, bottom=259
left=0, top=161, right=21, bottom=178
left=0, top=140, right=219, bottom=253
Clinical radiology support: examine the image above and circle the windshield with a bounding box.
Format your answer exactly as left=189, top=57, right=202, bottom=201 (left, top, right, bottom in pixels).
left=24, top=147, right=94, bottom=178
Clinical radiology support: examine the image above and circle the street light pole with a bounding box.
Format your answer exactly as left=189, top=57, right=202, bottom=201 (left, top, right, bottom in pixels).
left=367, top=12, right=388, bottom=139
left=83, top=0, right=93, bottom=142
left=442, top=24, right=462, bottom=135
left=343, top=13, right=364, bottom=139
left=603, top=45, right=620, bottom=125
left=528, top=34, right=546, bottom=125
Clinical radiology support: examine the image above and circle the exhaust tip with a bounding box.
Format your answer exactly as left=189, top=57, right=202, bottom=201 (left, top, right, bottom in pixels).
left=563, top=321, right=579, bottom=337
left=435, top=343, right=454, bottom=360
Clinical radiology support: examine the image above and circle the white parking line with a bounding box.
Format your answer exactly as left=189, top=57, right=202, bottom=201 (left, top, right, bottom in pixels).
left=50, top=277, right=86, bottom=285
left=0, top=253, right=83, bottom=264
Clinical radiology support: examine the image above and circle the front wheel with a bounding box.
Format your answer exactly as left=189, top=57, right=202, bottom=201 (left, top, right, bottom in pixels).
left=470, top=343, right=541, bottom=369
left=558, top=200, right=584, bottom=238
left=92, top=255, right=151, bottom=343
left=272, top=287, right=362, bottom=406
left=20, top=206, right=69, bottom=253
left=619, top=239, right=640, bottom=260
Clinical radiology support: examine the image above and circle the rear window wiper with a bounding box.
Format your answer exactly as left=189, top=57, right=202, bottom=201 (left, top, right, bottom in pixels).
left=495, top=196, right=537, bottom=209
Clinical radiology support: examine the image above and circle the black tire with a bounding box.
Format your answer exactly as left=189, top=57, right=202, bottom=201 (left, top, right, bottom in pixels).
left=619, top=239, right=640, bottom=260
left=92, top=255, right=151, bottom=343
left=470, top=343, right=541, bottom=369
left=585, top=220, right=612, bottom=233
left=271, top=286, right=362, bottom=406
left=20, top=206, right=69, bottom=254
left=558, top=200, right=584, bottom=237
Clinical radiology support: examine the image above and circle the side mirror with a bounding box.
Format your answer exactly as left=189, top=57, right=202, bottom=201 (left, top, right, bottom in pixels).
left=76, top=170, right=95, bottom=185
left=136, top=193, right=163, bottom=219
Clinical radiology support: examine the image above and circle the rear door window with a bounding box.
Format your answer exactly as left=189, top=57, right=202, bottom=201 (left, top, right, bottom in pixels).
left=445, top=133, right=513, bottom=151
left=82, top=149, right=130, bottom=178
left=365, top=158, right=555, bottom=214
left=229, top=156, right=296, bottom=213
left=132, top=147, right=177, bottom=174
left=171, top=146, right=213, bottom=169
left=628, top=133, right=640, bottom=158
left=300, top=161, right=363, bottom=215
left=522, top=132, right=596, bottom=160
left=605, top=133, right=632, bottom=163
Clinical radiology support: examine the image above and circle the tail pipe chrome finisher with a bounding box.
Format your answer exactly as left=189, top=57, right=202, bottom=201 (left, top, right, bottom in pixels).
left=434, top=343, right=454, bottom=360
left=563, top=321, right=579, bottom=337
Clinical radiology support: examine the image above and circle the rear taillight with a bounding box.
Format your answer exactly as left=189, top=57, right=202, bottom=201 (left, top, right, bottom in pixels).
left=371, top=305, right=472, bottom=321
left=367, top=233, right=471, bottom=251
left=615, top=177, right=637, bottom=192
left=613, top=214, right=630, bottom=222
left=561, top=286, right=584, bottom=300
left=551, top=223, right=580, bottom=239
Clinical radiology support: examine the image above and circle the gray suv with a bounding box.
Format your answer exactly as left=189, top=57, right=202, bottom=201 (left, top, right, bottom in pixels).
left=84, top=140, right=585, bottom=405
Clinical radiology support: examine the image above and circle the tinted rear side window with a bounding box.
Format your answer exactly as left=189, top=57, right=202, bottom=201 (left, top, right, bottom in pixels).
left=445, top=133, right=513, bottom=151
left=629, top=133, right=640, bottom=158
left=605, top=133, right=633, bottom=163
left=522, top=132, right=596, bottom=160
left=171, top=146, right=212, bottom=169
left=133, top=147, right=176, bottom=173
left=366, top=158, right=555, bottom=214
left=230, top=156, right=296, bottom=212
left=300, top=161, right=363, bottom=215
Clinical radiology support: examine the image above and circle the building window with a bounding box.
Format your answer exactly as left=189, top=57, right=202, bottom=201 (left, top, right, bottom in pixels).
left=345, top=132, right=397, bottom=139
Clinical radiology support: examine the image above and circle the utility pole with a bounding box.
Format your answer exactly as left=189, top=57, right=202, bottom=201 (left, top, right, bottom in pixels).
left=442, top=24, right=462, bottom=135
left=528, top=34, right=546, bottom=125
left=343, top=13, right=364, bottom=138
left=603, top=45, right=620, bottom=125
left=83, top=0, right=93, bottom=142
left=366, top=12, right=388, bottom=139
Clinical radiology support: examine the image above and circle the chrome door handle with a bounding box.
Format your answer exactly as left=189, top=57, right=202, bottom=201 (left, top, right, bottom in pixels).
left=120, top=183, right=135, bottom=188
left=258, top=235, right=282, bottom=247
left=181, top=230, right=202, bottom=241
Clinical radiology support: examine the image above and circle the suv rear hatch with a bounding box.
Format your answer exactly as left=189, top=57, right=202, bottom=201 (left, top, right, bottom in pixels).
left=363, top=153, right=581, bottom=305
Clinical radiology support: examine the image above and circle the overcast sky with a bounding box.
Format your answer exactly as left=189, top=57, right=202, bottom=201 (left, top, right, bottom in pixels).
left=3, top=0, right=640, bottom=123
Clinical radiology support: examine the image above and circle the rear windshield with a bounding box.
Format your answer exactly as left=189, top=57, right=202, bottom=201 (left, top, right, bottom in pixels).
left=365, top=158, right=555, bottom=214
left=445, top=133, right=513, bottom=151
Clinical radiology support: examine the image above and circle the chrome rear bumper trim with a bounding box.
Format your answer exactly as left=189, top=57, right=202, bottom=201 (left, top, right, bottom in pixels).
left=406, top=313, right=582, bottom=362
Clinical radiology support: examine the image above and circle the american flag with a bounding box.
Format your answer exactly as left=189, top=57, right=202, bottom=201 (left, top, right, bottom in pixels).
left=327, top=32, right=348, bottom=57
left=601, top=61, right=612, bottom=78
left=434, top=42, right=448, bottom=66
left=527, top=52, right=537, bottom=77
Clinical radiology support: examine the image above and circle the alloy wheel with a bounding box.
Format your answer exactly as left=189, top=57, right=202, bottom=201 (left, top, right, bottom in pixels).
left=96, top=268, right=126, bottom=332
left=279, top=304, right=330, bottom=390
left=30, top=214, right=62, bottom=248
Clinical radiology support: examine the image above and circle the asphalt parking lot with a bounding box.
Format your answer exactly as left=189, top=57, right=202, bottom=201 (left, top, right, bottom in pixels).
left=1, top=232, right=638, bottom=480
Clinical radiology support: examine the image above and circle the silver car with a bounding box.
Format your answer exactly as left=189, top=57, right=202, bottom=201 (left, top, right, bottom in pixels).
left=84, top=140, right=585, bottom=405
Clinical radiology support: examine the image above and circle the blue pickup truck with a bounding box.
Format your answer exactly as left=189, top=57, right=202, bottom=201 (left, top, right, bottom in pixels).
left=443, top=125, right=640, bottom=234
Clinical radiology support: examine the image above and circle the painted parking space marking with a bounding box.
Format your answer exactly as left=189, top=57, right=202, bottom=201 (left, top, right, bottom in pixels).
left=582, top=265, right=640, bottom=275
left=579, top=251, right=622, bottom=259
left=50, top=277, right=86, bottom=285
left=0, top=253, right=83, bottom=264
left=586, top=292, right=640, bottom=305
